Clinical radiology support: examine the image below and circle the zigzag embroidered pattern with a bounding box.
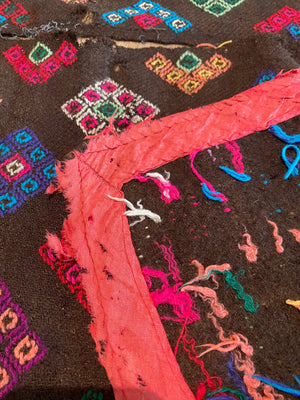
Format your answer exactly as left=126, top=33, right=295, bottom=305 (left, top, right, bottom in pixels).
left=253, top=6, right=300, bottom=40
left=0, top=128, right=56, bottom=217
left=0, top=280, right=47, bottom=399
left=103, top=0, right=192, bottom=33
left=62, top=78, right=160, bottom=136
left=188, top=0, right=246, bottom=17
left=145, top=51, right=231, bottom=95
left=39, top=243, right=91, bottom=313
left=0, top=0, right=32, bottom=27
left=3, top=41, right=77, bottom=85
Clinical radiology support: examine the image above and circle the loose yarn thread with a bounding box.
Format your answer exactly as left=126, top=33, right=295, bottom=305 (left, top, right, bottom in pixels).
left=219, top=166, right=251, bottom=182
left=135, top=171, right=180, bottom=203
left=281, top=144, right=300, bottom=179
left=222, top=270, right=259, bottom=313
left=288, top=228, right=300, bottom=243
left=226, top=354, right=254, bottom=400
left=266, top=219, right=284, bottom=253
left=238, top=233, right=258, bottom=263
left=220, top=141, right=251, bottom=181
left=225, top=141, right=245, bottom=173
left=286, top=299, right=300, bottom=310
left=107, top=195, right=161, bottom=226
left=190, top=150, right=228, bottom=202
left=179, top=260, right=231, bottom=290
left=181, top=285, right=228, bottom=319
left=269, top=125, right=300, bottom=144
left=247, top=375, right=300, bottom=398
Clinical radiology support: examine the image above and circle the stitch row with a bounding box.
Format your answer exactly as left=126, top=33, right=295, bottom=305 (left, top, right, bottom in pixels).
left=3, top=41, right=77, bottom=85
left=103, top=1, right=192, bottom=33
left=253, top=6, right=300, bottom=40
left=145, top=51, right=231, bottom=95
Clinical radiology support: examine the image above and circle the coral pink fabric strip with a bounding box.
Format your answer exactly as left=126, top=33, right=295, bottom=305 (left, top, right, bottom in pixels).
left=51, top=69, right=300, bottom=400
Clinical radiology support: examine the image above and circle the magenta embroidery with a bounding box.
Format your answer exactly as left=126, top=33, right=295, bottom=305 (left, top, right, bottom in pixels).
left=0, top=280, right=47, bottom=398
left=253, top=6, right=300, bottom=40
left=142, top=238, right=200, bottom=324
left=62, top=78, right=160, bottom=136
left=39, top=243, right=91, bottom=313
left=3, top=41, right=77, bottom=85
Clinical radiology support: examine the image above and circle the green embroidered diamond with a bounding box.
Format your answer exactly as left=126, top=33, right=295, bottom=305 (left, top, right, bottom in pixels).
left=3, top=4, right=18, bottom=16
left=15, top=14, right=31, bottom=25
left=93, top=101, right=123, bottom=121
left=29, top=43, right=53, bottom=65
left=204, top=0, right=231, bottom=16
left=176, top=51, right=202, bottom=72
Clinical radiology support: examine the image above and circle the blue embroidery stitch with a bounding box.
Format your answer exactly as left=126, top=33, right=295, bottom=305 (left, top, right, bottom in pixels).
left=102, top=1, right=192, bottom=33
left=0, top=128, right=56, bottom=217
left=286, top=22, right=300, bottom=40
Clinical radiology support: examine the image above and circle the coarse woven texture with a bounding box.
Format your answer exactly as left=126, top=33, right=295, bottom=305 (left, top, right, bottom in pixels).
left=0, top=0, right=300, bottom=399
left=47, top=71, right=300, bottom=400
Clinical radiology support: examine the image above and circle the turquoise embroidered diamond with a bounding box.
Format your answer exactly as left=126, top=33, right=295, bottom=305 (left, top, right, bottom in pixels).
left=176, top=51, right=202, bottom=72
left=93, top=101, right=124, bottom=122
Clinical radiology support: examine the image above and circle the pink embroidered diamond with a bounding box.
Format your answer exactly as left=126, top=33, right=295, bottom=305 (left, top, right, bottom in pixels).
left=80, top=115, right=99, bottom=132
left=0, top=154, right=31, bottom=182
left=136, top=103, right=154, bottom=117
left=84, top=89, right=101, bottom=102
left=55, top=41, right=77, bottom=66
left=65, top=100, right=83, bottom=116
left=133, top=13, right=163, bottom=30
left=118, top=92, right=134, bottom=105
left=100, top=82, right=118, bottom=93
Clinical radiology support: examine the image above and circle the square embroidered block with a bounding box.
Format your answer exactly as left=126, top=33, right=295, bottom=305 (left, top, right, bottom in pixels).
left=103, top=1, right=191, bottom=33
left=102, top=11, right=127, bottom=25
left=286, top=22, right=300, bottom=40
left=165, top=16, right=192, bottom=33
left=62, top=78, right=160, bottom=136
left=134, top=0, right=159, bottom=12
left=0, top=128, right=56, bottom=217
left=145, top=51, right=231, bottom=95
